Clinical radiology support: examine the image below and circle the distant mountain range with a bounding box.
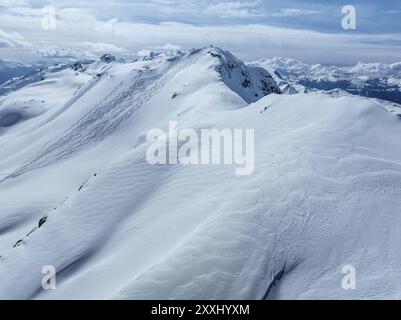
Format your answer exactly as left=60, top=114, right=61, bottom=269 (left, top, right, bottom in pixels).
left=0, top=60, right=42, bottom=85
left=251, top=57, right=401, bottom=106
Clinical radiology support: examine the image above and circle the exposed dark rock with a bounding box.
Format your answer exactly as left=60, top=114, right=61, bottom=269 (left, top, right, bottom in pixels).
left=38, top=216, right=48, bottom=228
left=242, top=78, right=251, bottom=88
left=13, top=240, right=24, bottom=248
left=100, top=54, right=116, bottom=63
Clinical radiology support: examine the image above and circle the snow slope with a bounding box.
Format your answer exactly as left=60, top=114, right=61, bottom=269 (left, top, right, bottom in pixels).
left=0, top=47, right=401, bottom=300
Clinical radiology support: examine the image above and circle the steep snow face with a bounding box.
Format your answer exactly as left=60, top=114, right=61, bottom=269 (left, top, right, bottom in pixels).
left=210, top=48, right=281, bottom=103
left=0, top=48, right=400, bottom=300
left=249, top=58, right=305, bottom=95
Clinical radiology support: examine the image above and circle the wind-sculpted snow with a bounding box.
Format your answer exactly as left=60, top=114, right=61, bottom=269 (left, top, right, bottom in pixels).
left=0, top=48, right=400, bottom=300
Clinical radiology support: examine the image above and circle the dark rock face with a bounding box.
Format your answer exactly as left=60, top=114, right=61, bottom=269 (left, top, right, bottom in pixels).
left=13, top=240, right=24, bottom=248
left=100, top=54, right=116, bottom=63
left=209, top=47, right=281, bottom=104
left=38, top=216, right=48, bottom=228
left=69, top=61, right=87, bottom=71
left=142, top=52, right=160, bottom=61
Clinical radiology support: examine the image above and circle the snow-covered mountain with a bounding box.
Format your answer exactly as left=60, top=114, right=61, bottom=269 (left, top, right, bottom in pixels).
left=0, top=59, right=96, bottom=97
left=0, top=47, right=401, bottom=300
left=251, top=57, right=401, bottom=107
left=0, top=60, right=40, bottom=86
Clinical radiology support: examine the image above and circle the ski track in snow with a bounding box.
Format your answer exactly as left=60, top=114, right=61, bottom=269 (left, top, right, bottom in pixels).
left=1, top=55, right=198, bottom=182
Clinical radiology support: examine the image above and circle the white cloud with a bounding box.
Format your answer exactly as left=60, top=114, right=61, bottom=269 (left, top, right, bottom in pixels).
left=36, top=46, right=95, bottom=60
left=0, top=26, right=125, bottom=61
left=272, top=8, right=322, bottom=18
left=0, top=28, right=32, bottom=48
left=80, top=41, right=126, bottom=54
left=34, top=41, right=127, bottom=60
left=0, top=0, right=30, bottom=8
left=137, top=43, right=182, bottom=57
left=0, top=2, right=400, bottom=64
left=162, top=43, right=181, bottom=50
left=206, top=1, right=264, bottom=18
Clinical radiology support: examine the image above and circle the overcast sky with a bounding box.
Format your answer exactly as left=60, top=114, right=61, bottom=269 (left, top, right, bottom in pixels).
left=1, top=0, right=401, bottom=64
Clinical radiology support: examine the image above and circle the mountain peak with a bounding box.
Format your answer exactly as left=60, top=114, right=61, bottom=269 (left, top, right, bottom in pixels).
left=100, top=54, right=116, bottom=63
left=199, top=47, right=282, bottom=103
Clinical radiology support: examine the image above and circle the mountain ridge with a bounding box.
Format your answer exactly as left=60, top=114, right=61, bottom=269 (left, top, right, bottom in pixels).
left=251, top=57, right=401, bottom=106
left=0, top=47, right=401, bottom=300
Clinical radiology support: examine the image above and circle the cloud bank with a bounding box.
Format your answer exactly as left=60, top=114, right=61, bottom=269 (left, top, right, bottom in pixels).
left=0, top=0, right=400, bottom=64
